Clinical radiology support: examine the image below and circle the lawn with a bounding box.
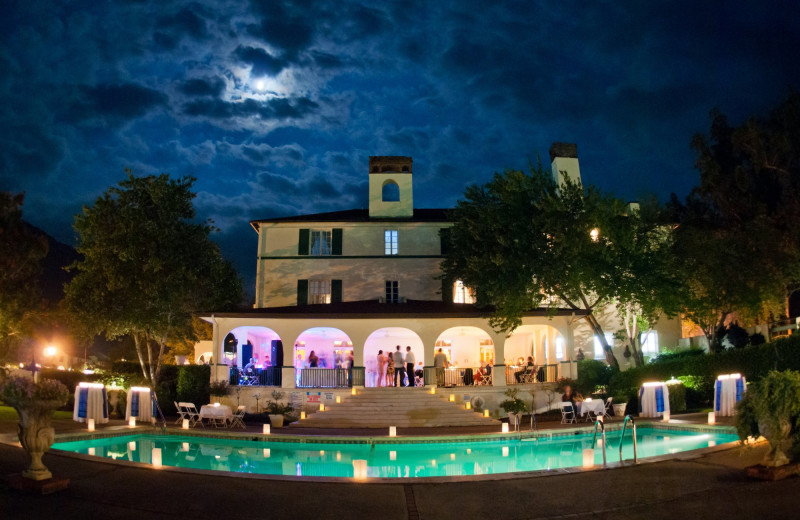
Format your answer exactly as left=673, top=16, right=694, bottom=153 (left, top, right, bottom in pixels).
left=0, top=405, right=73, bottom=420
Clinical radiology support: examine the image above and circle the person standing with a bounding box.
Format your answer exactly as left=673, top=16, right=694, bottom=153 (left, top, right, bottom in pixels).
left=377, top=350, right=386, bottom=387
left=405, top=346, right=416, bottom=387
left=393, top=345, right=406, bottom=387
left=434, top=348, right=448, bottom=386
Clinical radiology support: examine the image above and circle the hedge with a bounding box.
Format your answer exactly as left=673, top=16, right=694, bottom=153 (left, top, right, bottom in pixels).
left=608, top=335, right=800, bottom=410
left=107, top=361, right=209, bottom=417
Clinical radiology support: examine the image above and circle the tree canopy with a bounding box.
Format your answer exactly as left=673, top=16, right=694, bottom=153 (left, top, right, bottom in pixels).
left=442, top=163, right=678, bottom=368
left=0, top=192, right=48, bottom=362
left=64, top=172, right=242, bottom=383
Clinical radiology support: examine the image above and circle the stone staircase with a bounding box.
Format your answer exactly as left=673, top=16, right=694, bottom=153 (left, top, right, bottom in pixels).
left=290, top=387, right=500, bottom=428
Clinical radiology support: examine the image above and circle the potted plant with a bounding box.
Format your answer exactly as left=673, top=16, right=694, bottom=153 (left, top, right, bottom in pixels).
left=265, top=390, right=294, bottom=428
left=0, top=375, right=69, bottom=481
left=736, top=370, right=800, bottom=480
left=209, top=380, right=230, bottom=404
left=500, top=388, right=528, bottom=429
left=611, top=397, right=629, bottom=418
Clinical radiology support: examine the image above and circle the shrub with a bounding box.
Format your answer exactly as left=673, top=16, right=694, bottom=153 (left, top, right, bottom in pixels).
left=667, top=382, right=687, bottom=413
left=576, top=360, right=613, bottom=396
left=176, top=365, right=210, bottom=407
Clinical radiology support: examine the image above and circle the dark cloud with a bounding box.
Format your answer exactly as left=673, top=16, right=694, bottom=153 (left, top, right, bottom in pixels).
left=154, top=6, right=210, bottom=49
left=182, top=96, right=319, bottom=121
left=179, top=77, right=226, bottom=97
left=233, top=45, right=289, bottom=76
left=64, top=83, right=167, bottom=123
left=247, top=0, right=316, bottom=58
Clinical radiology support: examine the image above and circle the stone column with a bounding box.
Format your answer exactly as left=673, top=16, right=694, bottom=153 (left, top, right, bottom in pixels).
left=491, top=333, right=507, bottom=387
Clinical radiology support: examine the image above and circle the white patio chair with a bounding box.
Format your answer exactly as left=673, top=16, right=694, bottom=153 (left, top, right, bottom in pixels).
left=229, top=406, right=246, bottom=429
left=603, top=397, right=613, bottom=419
left=180, top=402, right=204, bottom=428
left=174, top=401, right=187, bottom=425
left=560, top=401, right=577, bottom=424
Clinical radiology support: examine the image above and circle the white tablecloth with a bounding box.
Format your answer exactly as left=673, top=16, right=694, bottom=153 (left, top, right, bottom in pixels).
left=125, top=388, right=153, bottom=422
left=639, top=383, right=670, bottom=418
left=714, top=375, right=747, bottom=416
left=577, top=400, right=605, bottom=417
left=444, top=368, right=463, bottom=386
left=200, top=404, right=232, bottom=423
left=73, top=384, right=109, bottom=424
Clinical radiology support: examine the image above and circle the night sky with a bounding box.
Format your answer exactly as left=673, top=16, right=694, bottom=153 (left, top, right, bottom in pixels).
left=2, top=1, right=799, bottom=295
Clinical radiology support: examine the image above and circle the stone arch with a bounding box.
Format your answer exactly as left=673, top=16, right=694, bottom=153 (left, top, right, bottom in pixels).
left=434, top=326, right=495, bottom=369
left=505, top=324, right=564, bottom=366
left=381, top=179, right=400, bottom=201
left=222, top=326, right=283, bottom=368
left=292, top=327, right=354, bottom=370
left=363, top=327, right=425, bottom=387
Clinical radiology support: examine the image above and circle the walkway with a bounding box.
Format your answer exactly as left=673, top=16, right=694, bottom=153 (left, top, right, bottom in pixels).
left=1, top=415, right=796, bottom=519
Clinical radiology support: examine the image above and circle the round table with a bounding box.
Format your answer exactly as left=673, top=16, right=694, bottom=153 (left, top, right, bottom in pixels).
left=73, top=383, right=109, bottom=424
left=639, top=382, right=670, bottom=418
left=577, top=399, right=605, bottom=418
left=200, top=404, right=233, bottom=426
left=125, top=387, right=153, bottom=422
left=714, top=374, right=747, bottom=416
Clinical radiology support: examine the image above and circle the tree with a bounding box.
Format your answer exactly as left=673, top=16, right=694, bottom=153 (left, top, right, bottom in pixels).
left=673, top=92, right=800, bottom=348
left=0, top=192, right=48, bottom=362
left=442, top=163, right=649, bottom=369
left=64, top=172, right=242, bottom=384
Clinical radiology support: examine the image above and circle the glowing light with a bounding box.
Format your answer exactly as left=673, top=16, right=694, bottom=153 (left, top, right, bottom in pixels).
left=662, top=411, right=670, bottom=422
left=128, top=441, right=136, bottom=451
left=450, top=453, right=456, bottom=461
left=300, top=411, right=306, bottom=420
left=182, top=419, right=190, bottom=429
left=129, top=418, right=136, bottom=428
left=88, top=447, right=95, bottom=456
left=390, top=451, right=397, bottom=461
left=502, top=423, right=509, bottom=433
left=351, top=388, right=357, bottom=396
left=465, top=402, right=471, bottom=410
left=430, top=387, right=436, bottom=395
left=484, top=410, right=490, bottom=418
left=319, top=403, right=325, bottom=411
left=88, top=419, right=95, bottom=432
left=152, top=448, right=162, bottom=468
left=336, top=396, right=341, bottom=403
left=708, top=412, right=715, bottom=425
left=336, top=452, right=341, bottom=461
left=590, top=228, right=600, bottom=242
left=389, top=426, right=397, bottom=437
left=582, top=449, right=594, bottom=468
left=263, top=424, right=270, bottom=435
left=449, top=394, right=455, bottom=402
left=263, top=448, right=271, bottom=458
left=353, top=460, right=368, bottom=480
left=502, top=447, right=509, bottom=457
left=181, top=442, right=189, bottom=452
left=256, top=79, right=265, bottom=90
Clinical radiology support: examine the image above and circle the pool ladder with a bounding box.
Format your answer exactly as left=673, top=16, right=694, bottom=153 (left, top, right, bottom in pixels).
left=591, top=419, right=608, bottom=468
left=619, top=415, right=638, bottom=464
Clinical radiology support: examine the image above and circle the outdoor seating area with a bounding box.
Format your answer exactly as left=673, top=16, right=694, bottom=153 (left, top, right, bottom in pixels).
left=174, top=402, right=246, bottom=429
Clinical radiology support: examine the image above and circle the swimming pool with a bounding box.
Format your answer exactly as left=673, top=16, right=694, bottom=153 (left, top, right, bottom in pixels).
left=51, top=426, right=738, bottom=479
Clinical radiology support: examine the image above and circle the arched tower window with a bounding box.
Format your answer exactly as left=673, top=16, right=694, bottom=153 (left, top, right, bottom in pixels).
left=382, top=180, right=400, bottom=202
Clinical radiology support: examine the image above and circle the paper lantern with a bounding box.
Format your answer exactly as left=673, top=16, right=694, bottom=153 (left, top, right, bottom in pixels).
left=129, top=418, right=136, bottom=428
left=465, top=401, right=471, bottom=410
left=582, top=448, right=594, bottom=468
left=263, top=424, right=270, bottom=435
left=88, top=418, right=95, bottom=431
left=708, top=440, right=716, bottom=447
left=390, top=451, right=396, bottom=461
left=300, top=411, right=306, bottom=420
left=152, top=448, right=162, bottom=468
left=449, top=394, right=455, bottom=402
left=182, top=419, right=190, bottom=429
left=351, top=388, right=357, bottom=396
left=502, top=423, right=509, bottom=433
left=389, top=426, right=397, bottom=437
left=319, top=403, right=325, bottom=411
left=708, top=412, right=715, bottom=425
left=353, top=460, right=368, bottom=480
left=483, top=410, right=490, bottom=418
left=88, top=447, right=95, bottom=456
left=336, top=396, right=341, bottom=403
left=662, top=411, right=670, bottom=422
left=430, top=387, right=436, bottom=395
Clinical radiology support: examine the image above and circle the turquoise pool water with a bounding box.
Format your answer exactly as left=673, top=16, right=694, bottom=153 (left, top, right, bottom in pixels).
left=52, top=428, right=738, bottom=479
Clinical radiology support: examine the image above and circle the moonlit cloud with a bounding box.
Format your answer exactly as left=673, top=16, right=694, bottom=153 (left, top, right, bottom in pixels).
left=1, top=0, right=799, bottom=294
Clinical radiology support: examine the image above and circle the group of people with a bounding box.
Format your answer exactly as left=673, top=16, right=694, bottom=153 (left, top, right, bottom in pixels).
left=376, top=345, right=417, bottom=387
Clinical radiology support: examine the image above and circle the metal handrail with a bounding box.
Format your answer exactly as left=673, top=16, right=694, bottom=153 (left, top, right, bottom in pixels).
left=619, top=415, right=638, bottom=464
left=151, top=391, right=167, bottom=433
left=591, top=419, right=607, bottom=468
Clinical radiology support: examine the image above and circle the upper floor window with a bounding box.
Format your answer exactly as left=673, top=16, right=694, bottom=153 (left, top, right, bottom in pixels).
left=641, top=332, right=659, bottom=354
left=309, top=280, right=331, bottom=304
left=385, top=280, right=399, bottom=303
left=385, top=229, right=398, bottom=255
left=382, top=180, right=400, bottom=202
left=310, top=230, right=332, bottom=255
left=453, top=280, right=475, bottom=304
left=593, top=333, right=614, bottom=359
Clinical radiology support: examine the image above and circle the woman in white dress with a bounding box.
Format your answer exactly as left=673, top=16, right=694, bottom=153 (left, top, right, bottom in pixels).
left=377, top=350, right=387, bottom=387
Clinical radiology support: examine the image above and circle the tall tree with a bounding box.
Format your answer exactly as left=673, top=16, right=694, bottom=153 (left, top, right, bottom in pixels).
left=442, top=163, right=646, bottom=368
left=674, top=92, right=800, bottom=347
left=0, top=192, right=48, bottom=362
left=65, top=172, right=242, bottom=384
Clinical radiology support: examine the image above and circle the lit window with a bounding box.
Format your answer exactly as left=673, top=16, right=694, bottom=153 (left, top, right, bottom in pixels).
left=641, top=332, right=659, bottom=354
left=385, top=280, right=399, bottom=303
left=309, top=280, right=331, bottom=304
left=453, top=280, right=475, bottom=304
left=384, top=230, right=398, bottom=255
left=310, top=230, right=332, bottom=255
left=555, top=337, right=564, bottom=360
left=593, top=333, right=614, bottom=359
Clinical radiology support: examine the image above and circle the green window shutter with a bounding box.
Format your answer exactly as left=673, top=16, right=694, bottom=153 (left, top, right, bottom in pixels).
left=332, top=228, right=343, bottom=255
left=441, top=277, right=453, bottom=303
left=297, top=279, right=308, bottom=306
left=331, top=279, right=343, bottom=303
left=298, top=229, right=310, bottom=255
left=440, top=228, right=451, bottom=256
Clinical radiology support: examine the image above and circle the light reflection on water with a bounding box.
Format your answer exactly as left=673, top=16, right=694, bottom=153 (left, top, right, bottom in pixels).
left=52, top=428, right=737, bottom=479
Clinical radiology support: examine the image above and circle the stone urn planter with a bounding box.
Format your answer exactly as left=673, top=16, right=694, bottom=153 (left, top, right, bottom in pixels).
left=268, top=414, right=285, bottom=428
left=0, top=376, right=69, bottom=483
left=612, top=403, right=628, bottom=417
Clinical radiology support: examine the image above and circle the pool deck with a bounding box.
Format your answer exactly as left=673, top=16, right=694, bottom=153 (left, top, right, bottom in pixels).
left=1, top=413, right=797, bottom=519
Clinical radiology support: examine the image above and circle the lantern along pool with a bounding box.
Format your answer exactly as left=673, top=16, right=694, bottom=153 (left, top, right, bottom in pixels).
left=51, top=425, right=738, bottom=479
